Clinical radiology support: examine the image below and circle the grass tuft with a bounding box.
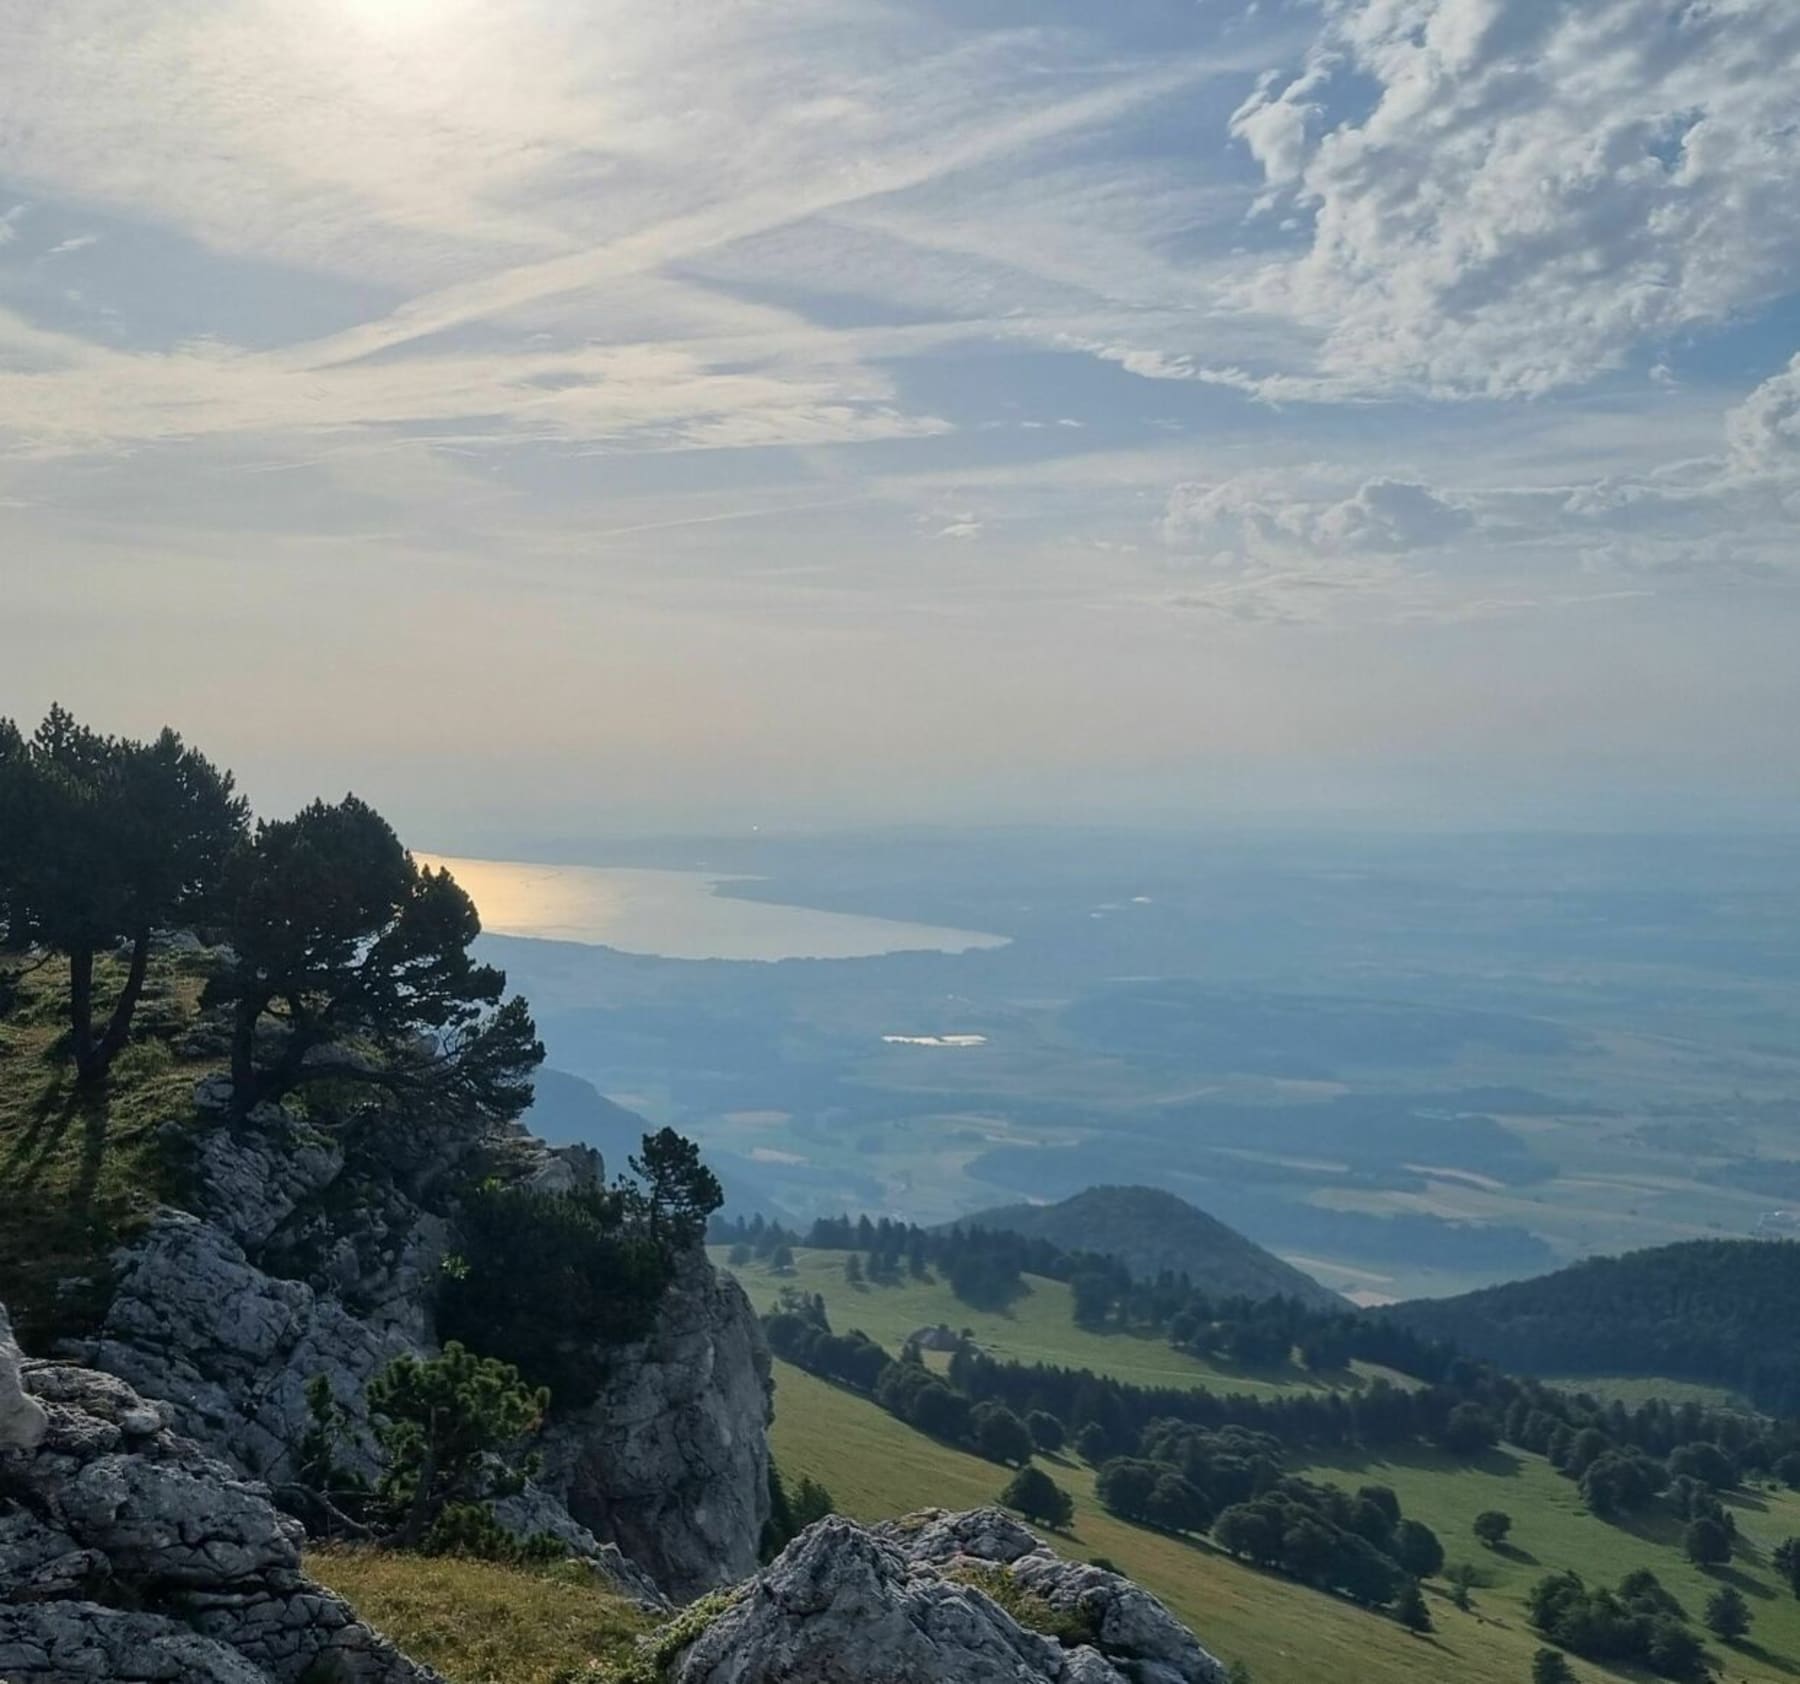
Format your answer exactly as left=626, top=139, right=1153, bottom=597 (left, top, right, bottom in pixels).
left=945, top=1560, right=1098, bottom=1647
left=309, top=1547, right=653, bottom=1684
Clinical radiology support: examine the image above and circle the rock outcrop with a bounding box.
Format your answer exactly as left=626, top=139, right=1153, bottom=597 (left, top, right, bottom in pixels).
left=541, top=1247, right=773, bottom=1600
left=0, top=1307, right=441, bottom=1684
left=659, top=1508, right=1229, bottom=1684
left=62, top=1093, right=769, bottom=1601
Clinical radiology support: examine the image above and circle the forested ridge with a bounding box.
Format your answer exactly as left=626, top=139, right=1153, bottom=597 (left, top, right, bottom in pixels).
left=1382, top=1239, right=1800, bottom=1413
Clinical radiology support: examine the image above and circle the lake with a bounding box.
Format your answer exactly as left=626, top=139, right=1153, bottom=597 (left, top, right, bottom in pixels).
left=417, top=854, right=1010, bottom=962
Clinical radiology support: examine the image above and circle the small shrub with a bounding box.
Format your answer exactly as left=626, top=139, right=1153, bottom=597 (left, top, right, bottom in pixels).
left=608, top=1589, right=740, bottom=1684
left=367, top=1342, right=547, bottom=1552
left=946, top=1562, right=1098, bottom=1649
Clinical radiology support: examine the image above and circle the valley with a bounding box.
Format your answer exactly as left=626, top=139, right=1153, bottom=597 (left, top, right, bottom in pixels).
left=511, top=829, right=1800, bottom=1301
left=734, top=1247, right=1800, bottom=1684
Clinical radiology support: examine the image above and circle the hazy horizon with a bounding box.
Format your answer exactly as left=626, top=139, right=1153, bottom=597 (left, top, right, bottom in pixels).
left=6, top=0, right=1799, bottom=837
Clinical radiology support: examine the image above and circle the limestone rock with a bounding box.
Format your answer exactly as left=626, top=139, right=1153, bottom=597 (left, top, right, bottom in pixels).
left=540, top=1247, right=773, bottom=1600
left=1, top=1304, right=49, bottom=1453
left=65, top=1097, right=771, bottom=1601
left=883, top=1508, right=1229, bottom=1684
left=73, top=1210, right=411, bottom=1487
left=0, top=1311, right=441, bottom=1684
left=659, top=1511, right=1228, bottom=1684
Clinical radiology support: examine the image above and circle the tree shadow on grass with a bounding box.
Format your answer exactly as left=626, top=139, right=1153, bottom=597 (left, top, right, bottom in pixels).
left=1492, top=1541, right=1541, bottom=1567
left=74, top=1086, right=111, bottom=1211
left=1712, top=1563, right=1777, bottom=1601
left=1739, top=1640, right=1800, bottom=1676
left=1616, top=1508, right=1687, bottom=1549
left=3, top=1074, right=79, bottom=1191
left=1311, top=1442, right=1525, bottom=1482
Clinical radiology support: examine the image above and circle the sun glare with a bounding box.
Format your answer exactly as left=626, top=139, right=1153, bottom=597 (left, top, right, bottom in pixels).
left=337, top=0, right=442, bottom=32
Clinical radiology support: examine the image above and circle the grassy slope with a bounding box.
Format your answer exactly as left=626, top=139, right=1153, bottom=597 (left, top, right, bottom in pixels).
left=717, top=1247, right=1403, bottom=1399
left=0, top=952, right=216, bottom=1343
left=1303, top=1443, right=1800, bottom=1679
left=309, top=1548, right=652, bottom=1684
left=770, top=1359, right=1528, bottom=1684
left=770, top=1359, right=1800, bottom=1684
left=1555, top=1375, right=1746, bottom=1411
left=745, top=1252, right=1800, bottom=1680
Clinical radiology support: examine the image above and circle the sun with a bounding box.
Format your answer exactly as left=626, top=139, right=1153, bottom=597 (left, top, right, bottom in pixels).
left=335, top=0, right=442, bottom=32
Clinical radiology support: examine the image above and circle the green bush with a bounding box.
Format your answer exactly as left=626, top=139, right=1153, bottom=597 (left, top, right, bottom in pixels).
left=368, top=1342, right=548, bottom=1552
left=438, top=1183, right=676, bottom=1402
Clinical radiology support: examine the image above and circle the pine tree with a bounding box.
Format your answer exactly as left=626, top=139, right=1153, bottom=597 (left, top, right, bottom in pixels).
left=0, top=707, right=245, bottom=1082
left=367, top=1342, right=548, bottom=1551
left=791, top=1476, right=836, bottom=1529
left=629, top=1127, right=724, bottom=1245
left=204, top=796, right=541, bottom=1119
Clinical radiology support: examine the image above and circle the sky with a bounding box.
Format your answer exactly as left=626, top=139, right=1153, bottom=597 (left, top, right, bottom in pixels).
left=3, top=0, right=1798, bottom=844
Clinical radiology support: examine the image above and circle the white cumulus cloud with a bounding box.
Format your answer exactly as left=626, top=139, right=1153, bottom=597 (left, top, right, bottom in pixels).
left=1232, top=0, right=1800, bottom=397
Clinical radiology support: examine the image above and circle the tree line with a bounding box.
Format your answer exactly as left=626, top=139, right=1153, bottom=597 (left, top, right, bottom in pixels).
left=764, top=1286, right=1800, bottom=1542
left=713, top=1211, right=1079, bottom=1311
left=1383, top=1238, right=1800, bottom=1415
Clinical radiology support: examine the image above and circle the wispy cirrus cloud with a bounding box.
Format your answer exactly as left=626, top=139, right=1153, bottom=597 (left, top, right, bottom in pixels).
left=5, top=0, right=1800, bottom=826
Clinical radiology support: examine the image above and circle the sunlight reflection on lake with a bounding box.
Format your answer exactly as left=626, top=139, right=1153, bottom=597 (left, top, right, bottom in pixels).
left=418, top=854, right=1010, bottom=962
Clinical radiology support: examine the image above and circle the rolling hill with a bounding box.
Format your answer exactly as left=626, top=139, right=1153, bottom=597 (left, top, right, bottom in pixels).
left=764, top=1355, right=1800, bottom=1684
left=956, top=1185, right=1344, bottom=1310
left=1383, top=1238, right=1800, bottom=1411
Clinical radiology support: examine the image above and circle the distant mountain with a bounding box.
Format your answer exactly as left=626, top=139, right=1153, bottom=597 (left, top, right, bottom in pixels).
left=524, top=1068, right=790, bottom=1220
left=1382, top=1238, right=1800, bottom=1412
left=522, top=1067, right=660, bottom=1171
left=957, top=1186, right=1344, bottom=1309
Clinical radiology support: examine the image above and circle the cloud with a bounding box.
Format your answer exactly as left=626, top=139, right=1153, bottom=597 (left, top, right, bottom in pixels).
left=1162, top=472, right=1471, bottom=567
left=1231, top=0, right=1800, bottom=397
left=1162, top=363, right=1800, bottom=608
left=1727, top=354, right=1800, bottom=480
left=0, top=2, right=1234, bottom=464
left=42, top=233, right=100, bottom=258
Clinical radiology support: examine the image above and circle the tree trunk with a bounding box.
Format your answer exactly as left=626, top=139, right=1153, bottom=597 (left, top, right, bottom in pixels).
left=90, top=927, right=151, bottom=1076
left=230, top=997, right=261, bottom=1118
left=69, top=947, right=97, bottom=1081
left=395, top=1435, right=439, bottom=1550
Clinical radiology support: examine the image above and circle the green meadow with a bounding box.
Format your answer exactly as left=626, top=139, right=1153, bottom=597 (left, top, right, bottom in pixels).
left=717, top=1246, right=1408, bottom=1398
left=738, top=1249, right=1800, bottom=1682
left=769, top=1359, right=1800, bottom=1684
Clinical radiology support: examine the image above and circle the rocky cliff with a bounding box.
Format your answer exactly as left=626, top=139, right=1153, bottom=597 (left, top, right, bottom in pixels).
left=3, top=1324, right=1233, bottom=1684
left=0, top=1304, right=442, bottom=1684
left=540, top=1245, right=775, bottom=1598
left=57, top=1082, right=770, bottom=1601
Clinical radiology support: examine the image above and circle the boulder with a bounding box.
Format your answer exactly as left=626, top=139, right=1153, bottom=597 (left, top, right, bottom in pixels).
left=0, top=1308, right=441, bottom=1684
left=657, top=1511, right=1228, bottom=1684
left=885, top=1508, right=1229, bottom=1684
